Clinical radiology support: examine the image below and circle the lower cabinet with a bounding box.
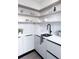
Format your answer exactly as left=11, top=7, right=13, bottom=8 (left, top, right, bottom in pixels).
left=34, top=35, right=47, bottom=59
left=34, top=35, right=40, bottom=53
left=46, top=40, right=61, bottom=59
left=39, top=39, right=47, bottom=59
left=47, top=52, right=57, bottom=59
left=18, top=35, right=34, bottom=56
left=34, top=35, right=61, bottom=59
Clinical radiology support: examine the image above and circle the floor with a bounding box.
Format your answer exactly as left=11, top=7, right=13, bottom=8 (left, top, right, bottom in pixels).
left=20, top=51, right=42, bottom=59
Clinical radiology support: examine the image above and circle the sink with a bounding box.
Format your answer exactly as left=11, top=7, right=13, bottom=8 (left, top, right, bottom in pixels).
left=41, top=33, right=52, bottom=37
left=40, top=33, right=52, bottom=44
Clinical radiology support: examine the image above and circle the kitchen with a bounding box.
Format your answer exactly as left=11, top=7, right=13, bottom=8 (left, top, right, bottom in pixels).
left=18, top=0, right=61, bottom=59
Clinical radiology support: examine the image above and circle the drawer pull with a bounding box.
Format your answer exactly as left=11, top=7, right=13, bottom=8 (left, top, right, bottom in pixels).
left=47, top=50, right=59, bottom=59
left=47, top=40, right=61, bottom=46
left=25, top=34, right=32, bottom=36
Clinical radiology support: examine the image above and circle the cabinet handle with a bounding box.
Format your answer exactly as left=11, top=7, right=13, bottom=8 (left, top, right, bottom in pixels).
left=25, top=34, right=32, bottom=36
left=47, top=50, right=59, bottom=59
left=47, top=40, right=61, bottom=46
left=18, top=36, right=21, bottom=38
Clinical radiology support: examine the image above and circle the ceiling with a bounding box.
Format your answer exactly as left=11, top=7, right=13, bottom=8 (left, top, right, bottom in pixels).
left=18, top=0, right=60, bottom=10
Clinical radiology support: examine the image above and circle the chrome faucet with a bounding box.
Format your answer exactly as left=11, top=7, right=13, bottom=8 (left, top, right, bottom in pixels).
left=47, top=24, right=52, bottom=34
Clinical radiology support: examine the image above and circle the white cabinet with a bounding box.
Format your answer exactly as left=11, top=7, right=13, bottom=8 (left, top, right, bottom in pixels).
left=18, top=35, right=34, bottom=56
left=47, top=52, right=57, bottom=59
left=39, top=39, right=47, bottom=59
left=34, top=35, right=40, bottom=52
left=34, top=35, right=42, bottom=57
left=34, top=35, right=47, bottom=59
left=34, top=35, right=61, bottom=59
left=46, top=40, right=61, bottom=59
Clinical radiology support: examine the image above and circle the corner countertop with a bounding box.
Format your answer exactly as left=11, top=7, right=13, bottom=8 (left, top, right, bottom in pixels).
left=43, top=34, right=61, bottom=45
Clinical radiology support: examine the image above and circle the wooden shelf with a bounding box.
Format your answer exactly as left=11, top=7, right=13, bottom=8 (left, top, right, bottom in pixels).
left=18, top=21, right=61, bottom=24
left=18, top=11, right=61, bottom=18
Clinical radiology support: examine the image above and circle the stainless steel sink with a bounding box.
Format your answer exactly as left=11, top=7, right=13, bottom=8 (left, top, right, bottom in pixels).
left=41, top=33, right=52, bottom=37
left=40, top=33, right=52, bottom=44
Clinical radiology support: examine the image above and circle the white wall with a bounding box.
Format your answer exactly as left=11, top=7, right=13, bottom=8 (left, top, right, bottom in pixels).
left=34, top=22, right=61, bottom=35
left=18, top=24, right=34, bottom=35
left=18, top=15, right=41, bottom=22
left=39, top=3, right=61, bottom=22
left=18, top=7, right=40, bottom=16
left=46, top=12, right=61, bottom=22
left=40, top=3, right=61, bottom=16
left=40, top=12, right=61, bottom=22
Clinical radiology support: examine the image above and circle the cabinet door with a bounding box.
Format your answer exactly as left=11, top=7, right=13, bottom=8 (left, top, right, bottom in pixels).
left=47, top=52, right=57, bottom=59
left=34, top=36, right=47, bottom=59
left=18, top=35, right=34, bottom=56
left=34, top=35, right=41, bottom=52
left=39, top=39, right=47, bottom=59
left=46, top=40, right=61, bottom=59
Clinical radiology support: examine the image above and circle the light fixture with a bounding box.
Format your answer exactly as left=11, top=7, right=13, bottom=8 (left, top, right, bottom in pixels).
left=44, top=18, right=48, bottom=21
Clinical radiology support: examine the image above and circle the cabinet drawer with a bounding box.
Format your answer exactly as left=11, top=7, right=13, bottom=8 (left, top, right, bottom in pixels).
left=47, top=52, right=57, bottom=59
left=47, top=40, right=61, bottom=59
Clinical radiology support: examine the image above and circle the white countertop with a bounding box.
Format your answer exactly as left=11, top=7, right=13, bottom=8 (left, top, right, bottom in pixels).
left=44, top=34, right=61, bottom=44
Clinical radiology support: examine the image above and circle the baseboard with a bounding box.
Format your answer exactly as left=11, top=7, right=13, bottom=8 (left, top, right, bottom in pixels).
left=18, top=49, right=44, bottom=59
left=18, top=49, right=35, bottom=59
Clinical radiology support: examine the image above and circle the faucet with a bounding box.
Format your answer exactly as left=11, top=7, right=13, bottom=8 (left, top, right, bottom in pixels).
left=47, top=24, right=52, bottom=34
